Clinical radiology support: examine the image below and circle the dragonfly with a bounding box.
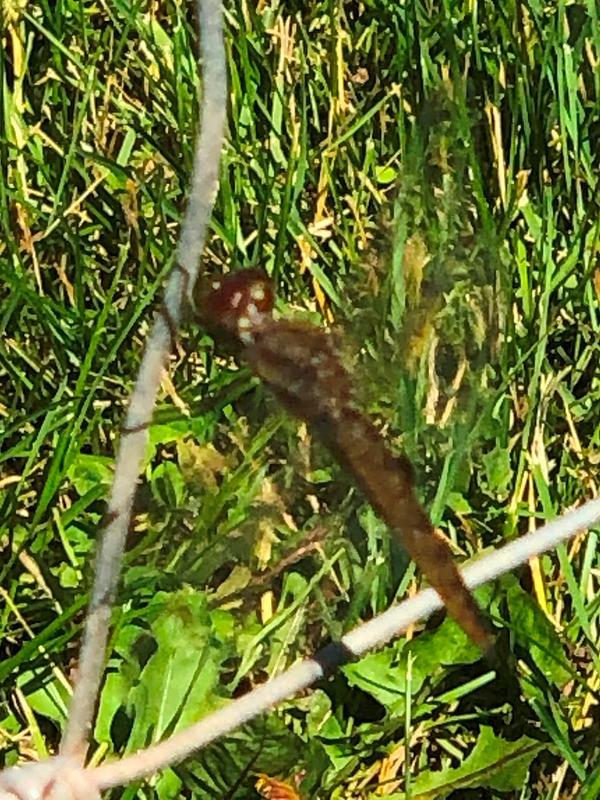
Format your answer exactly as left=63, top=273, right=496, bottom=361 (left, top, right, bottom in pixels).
left=199, top=267, right=494, bottom=654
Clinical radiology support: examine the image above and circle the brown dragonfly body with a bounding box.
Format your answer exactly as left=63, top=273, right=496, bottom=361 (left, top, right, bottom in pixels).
left=200, top=269, right=492, bottom=653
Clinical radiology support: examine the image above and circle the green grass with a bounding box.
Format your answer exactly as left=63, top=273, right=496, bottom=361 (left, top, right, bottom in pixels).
left=1, top=0, right=600, bottom=798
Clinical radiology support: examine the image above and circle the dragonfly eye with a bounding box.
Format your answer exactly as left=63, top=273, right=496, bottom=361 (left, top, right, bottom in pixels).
left=199, top=268, right=275, bottom=343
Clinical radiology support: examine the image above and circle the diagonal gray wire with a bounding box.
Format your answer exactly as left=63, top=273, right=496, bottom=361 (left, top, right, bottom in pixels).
left=92, top=499, right=600, bottom=789
left=1, top=500, right=597, bottom=798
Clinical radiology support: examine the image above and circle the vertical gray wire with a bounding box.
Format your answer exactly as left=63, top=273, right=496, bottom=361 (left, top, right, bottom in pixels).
left=60, top=0, right=227, bottom=760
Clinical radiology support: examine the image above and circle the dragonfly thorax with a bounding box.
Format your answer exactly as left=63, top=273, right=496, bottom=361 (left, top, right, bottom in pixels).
left=199, top=268, right=275, bottom=344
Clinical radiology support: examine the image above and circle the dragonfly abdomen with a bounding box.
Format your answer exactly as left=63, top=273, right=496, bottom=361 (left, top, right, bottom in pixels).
left=308, top=402, right=493, bottom=653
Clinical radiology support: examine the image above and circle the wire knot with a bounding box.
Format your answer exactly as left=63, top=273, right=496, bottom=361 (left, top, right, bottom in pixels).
left=0, top=758, right=99, bottom=800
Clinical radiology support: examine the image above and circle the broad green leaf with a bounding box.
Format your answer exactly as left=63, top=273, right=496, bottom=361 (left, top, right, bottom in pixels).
left=145, top=421, right=193, bottom=465
left=94, top=591, right=231, bottom=752
left=57, top=564, right=79, bottom=588
left=445, top=492, right=473, bottom=514
left=344, top=584, right=494, bottom=716
left=67, top=453, right=113, bottom=495
left=126, top=589, right=228, bottom=749
left=94, top=624, right=148, bottom=744
left=506, top=579, right=571, bottom=688
left=212, top=565, right=252, bottom=602
left=409, top=726, right=546, bottom=798
left=344, top=646, right=410, bottom=716
left=17, top=674, right=68, bottom=726
left=155, top=768, right=182, bottom=800
left=149, top=460, right=186, bottom=508
left=482, top=444, right=512, bottom=497
left=305, top=690, right=354, bottom=772
left=375, top=165, right=397, bottom=184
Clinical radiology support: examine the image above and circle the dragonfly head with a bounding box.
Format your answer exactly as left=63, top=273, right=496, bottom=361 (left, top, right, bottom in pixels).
left=198, top=268, right=275, bottom=345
